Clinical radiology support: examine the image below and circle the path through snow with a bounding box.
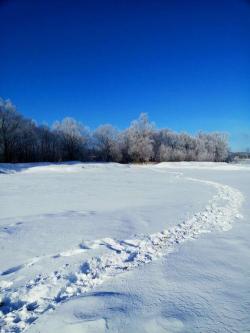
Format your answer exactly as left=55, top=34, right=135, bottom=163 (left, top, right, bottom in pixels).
left=0, top=173, right=244, bottom=333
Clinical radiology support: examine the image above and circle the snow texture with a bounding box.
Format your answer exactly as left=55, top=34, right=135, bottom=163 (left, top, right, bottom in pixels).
left=0, top=162, right=245, bottom=333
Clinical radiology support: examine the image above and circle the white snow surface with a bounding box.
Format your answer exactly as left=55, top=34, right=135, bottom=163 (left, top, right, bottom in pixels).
left=0, top=162, right=249, bottom=333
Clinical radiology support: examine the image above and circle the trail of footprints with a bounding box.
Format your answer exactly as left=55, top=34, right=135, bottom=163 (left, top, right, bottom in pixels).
left=0, top=178, right=244, bottom=333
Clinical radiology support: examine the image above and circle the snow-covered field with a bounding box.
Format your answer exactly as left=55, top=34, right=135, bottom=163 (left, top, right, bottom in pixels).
left=0, top=162, right=250, bottom=333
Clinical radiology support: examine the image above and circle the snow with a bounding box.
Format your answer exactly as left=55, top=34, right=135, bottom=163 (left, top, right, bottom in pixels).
left=153, top=161, right=250, bottom=170
left=0, top=162, right=249, bottom=332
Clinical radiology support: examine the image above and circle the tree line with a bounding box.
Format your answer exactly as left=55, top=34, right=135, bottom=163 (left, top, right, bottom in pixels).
left=0, top=97, right=229, bottom=163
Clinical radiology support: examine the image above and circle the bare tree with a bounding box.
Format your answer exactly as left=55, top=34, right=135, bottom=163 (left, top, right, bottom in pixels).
left=36, top=125, right=60, bottom=162
left=92, top=124, right=122, bottom=162
left=14, top=120, right=38, bottom=162
left=0, top=98, right=23, bottom=162
left=53, top=117, right=88, bottom=161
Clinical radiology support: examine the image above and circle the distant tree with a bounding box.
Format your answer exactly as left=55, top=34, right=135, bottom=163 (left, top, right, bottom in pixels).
left=92, top=124, right=122, bottom=162
left=14, top=119, right=38, bottom=162
left=213, top=133, right=229, bottom=161
left=152, top=129, right=171, bottom=161
left=0, top=98, right=24, bottom=162
left=36, top=125, right=60, bottom=162
left=158, top=144, right=172, bottom=161
left=197, top=132, right=229, bottom=161
left=0, top=97, right=231, bottom=163
left=126, top=113, right=155, bottom=162
left=53, top=117, right=88, bottom=161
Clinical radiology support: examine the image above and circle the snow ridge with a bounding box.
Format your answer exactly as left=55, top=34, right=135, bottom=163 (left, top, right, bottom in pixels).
left=0, top=178, right=244, bottom=333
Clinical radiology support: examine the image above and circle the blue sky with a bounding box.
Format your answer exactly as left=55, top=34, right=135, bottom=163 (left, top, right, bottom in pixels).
left=0, top=0, right=249, bottom=151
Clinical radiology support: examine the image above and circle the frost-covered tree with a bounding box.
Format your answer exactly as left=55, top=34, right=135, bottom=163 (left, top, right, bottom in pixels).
left=53, top=117, right=88, bottom=161
left=125, top=113, right=155, bottom=162
left=157, top=143, right=172, bottom=161
left=0, top=97, right=230, bottom=163
left=0, top=98, right=24, bottom=162
left=212, top=132, right=229, bottom=161
left=92, top=124, right=122, bottom=162
left=152, top=129, right=229, bottom=162
left=197, top=132, right=229, bottom=161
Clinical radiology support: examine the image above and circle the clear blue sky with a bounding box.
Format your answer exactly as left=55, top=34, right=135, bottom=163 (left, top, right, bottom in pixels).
left=0, top=0, right=249, bottom=151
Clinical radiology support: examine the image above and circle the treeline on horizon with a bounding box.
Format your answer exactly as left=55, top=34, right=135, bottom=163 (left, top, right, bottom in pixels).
left=0, top=97, right=229, bottom=163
